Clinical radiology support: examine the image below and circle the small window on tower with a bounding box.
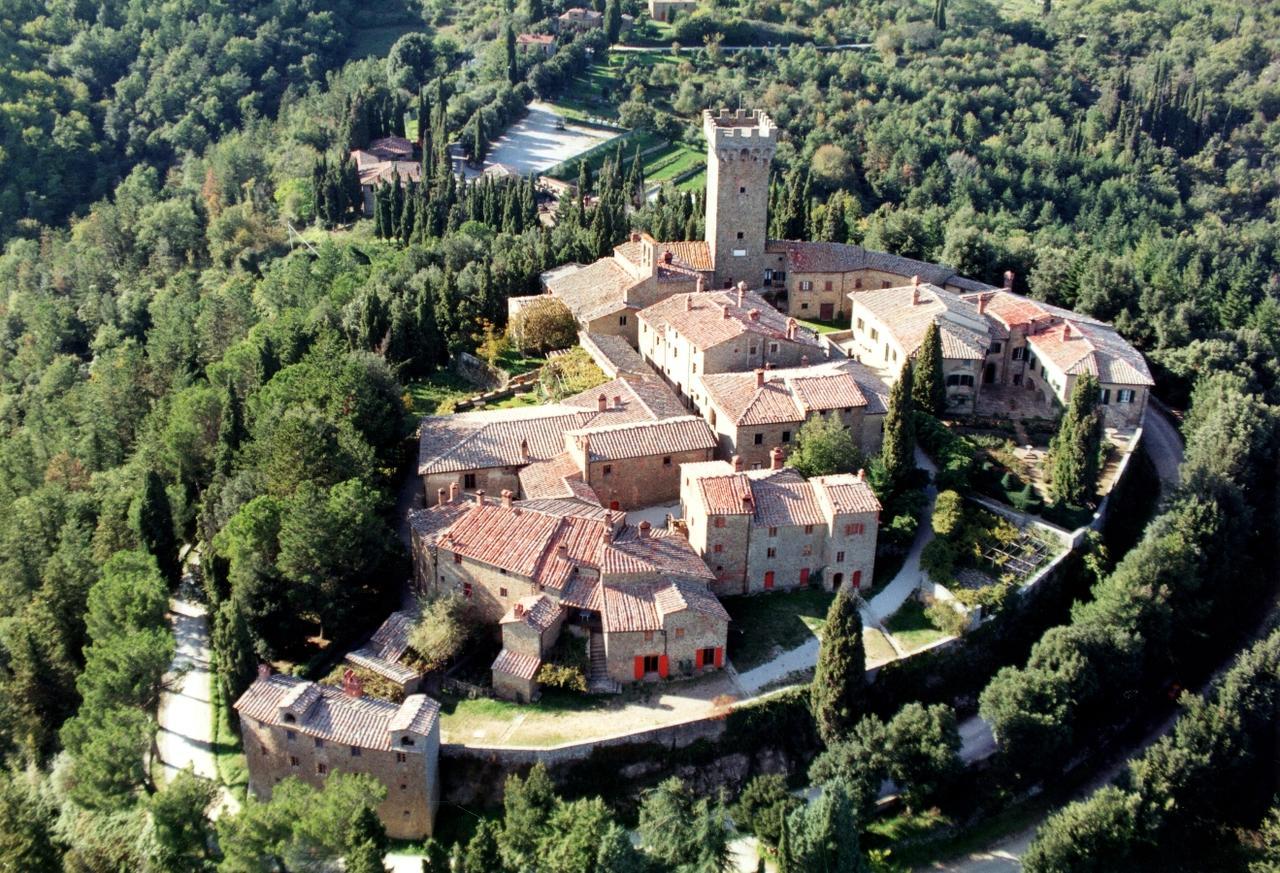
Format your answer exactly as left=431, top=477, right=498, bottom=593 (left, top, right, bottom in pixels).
left=737, top=232, right=744, bottom=239
left=739, top=186, right=746, bottom=193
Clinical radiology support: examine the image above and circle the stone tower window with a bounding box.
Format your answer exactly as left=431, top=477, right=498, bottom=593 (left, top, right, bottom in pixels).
left=739, top=186, right=746, bottom=193
left=737, top=232, right=744, bottom=239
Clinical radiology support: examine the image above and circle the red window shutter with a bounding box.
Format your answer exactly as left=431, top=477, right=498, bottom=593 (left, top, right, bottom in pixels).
left=634, top=656, right=645, bottom=680
left=658, top=655, right=669, bottom=678
left=852, top=570, right=862, bottom=589
left=714, top=647, right=724, bottom=668
left=800, top=567, right=810, bottom=586
left=695, top=649, right=704, bottom=669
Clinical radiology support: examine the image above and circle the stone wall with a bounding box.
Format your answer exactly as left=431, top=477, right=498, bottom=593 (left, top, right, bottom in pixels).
left=456, top=351, right=509, bottom=390
left=586, top=446, right=713, bottom=509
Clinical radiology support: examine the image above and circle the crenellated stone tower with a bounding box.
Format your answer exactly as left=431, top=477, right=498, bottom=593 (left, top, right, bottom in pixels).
left=703, top=108, right=777, bottom=290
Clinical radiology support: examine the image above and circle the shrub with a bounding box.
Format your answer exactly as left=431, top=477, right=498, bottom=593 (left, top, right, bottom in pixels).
left=925, top=600, right=970, bottom=638
left=511, top=297, right=576, bottom=354
left=535, top=662, right=587, bottom=693
left=915, top=413, right=977, bottom=491
left=731, top=774, right=802, bottom=848
left=932, top=489, right=965, bottom=537
left=920, top=537, right=959, bottom=583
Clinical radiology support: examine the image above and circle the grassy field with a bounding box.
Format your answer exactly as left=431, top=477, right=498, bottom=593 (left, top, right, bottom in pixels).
left=348, top=22, right=421, bottom=60
left=644, top=141, right=705, bottom=184
left=722, top=588, right=835, bottom=671
left=677, top=168, right=706, bottom=191
left=405, top=371, right=476, bottom=416
left=884, top=599, right=951, bottom=652
left=797, top=317, right=848, bottom=335
left=863, top=626, right=899, bottom=663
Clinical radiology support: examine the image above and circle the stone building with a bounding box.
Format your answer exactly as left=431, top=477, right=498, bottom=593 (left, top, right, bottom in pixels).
left=561, top=416, right=717, bottom=509
left=516, top=33, right=557, bottom=56
left=680, top=452, right=881, bottom=597
left=344, top=611, right=422, bottom=695
left=696, top=359, right=887, bottom=467
left=235, top=669, right=441, bottom=840
left=647, top=0, right=698, bottom=21
left=351, top=136, right=422, bottom=216
left=637, top=286, right=824, bottom=409
left=412, top=493, right=727, bottom=696
left=703, top=109, right=777, bottom=289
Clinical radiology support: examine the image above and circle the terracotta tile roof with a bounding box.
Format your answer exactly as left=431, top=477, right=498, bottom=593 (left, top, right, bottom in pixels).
left=358, top=160, right=422, bottom=187
left=419, top=407, right=588, bottom=474
left=850, top=283, right=990, bottom=360
left=492, top=649, right=541, bottom=681
left=696, top=473, right=756, bottom=516
left=601, top=583, right=661, bottom=632
left=561, top=375, right=688, bottom=422
left=560, top=575, right=603, bottom=611
left=501, top=595, right=562, bottom=632
left=519, top=452, right=586, bottom=500
left=654, top=580, right=731, bottom=623
left=776, top=240, right=957, bottom=284
left=235, top=675, right=438, bottom=750
left=613, top=236, right=711, bottom=275
left=516, top=497, right=609, bottom=519
left=345, top=611, right=420, bottom=685
left=746, top=468, right=828, bottom=527
left=812, top=473, right=882, bottom=515
left=579, top=331, right=653, bottom=378
left=699, top=360, right=885, bottom=427
left=601, top=525, right=715, bottom=580
left=536, top=514, right=610, bottom=590
left=1026, top=320, right=1154, bottom=386
left=640, top=289, right=821, bottom=353
left=367, top=136, right=414, bottom=160
left=517, top=32, right=556, bottom=45
left=437, top=504, right=567, bottom=576
left=546, top=258, right=642, bottom=323
left=564, top=416, right=716, bottom=462
left=408, top=501, right=474, bottom=547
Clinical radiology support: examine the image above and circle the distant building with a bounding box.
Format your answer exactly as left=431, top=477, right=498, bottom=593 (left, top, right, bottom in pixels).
left=351, top=136, right=421, bottom=215
left=557, top=6, right=603, bottom=31
left=648, top=0, right=699, bottom=23
left=681, top=455, right=881, bottom=596
left=516, top=32, right=558, bottom=57
left=235, top=669, right=441, bottom=840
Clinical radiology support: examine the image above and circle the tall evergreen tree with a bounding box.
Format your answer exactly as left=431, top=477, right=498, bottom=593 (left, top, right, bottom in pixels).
left=790, top=780, right=868, bottom=872
left=213, top=596, right=258, bottom=705
left=1047, top=373, right=1103, bottom=506
left=135, top=469, right=180, bottom=585
left=345, top=805, right=389, bottom=873
left=505, top=22, right=518, bottom=85
left=810, top=589, right=867, bottom=745
left=911, top=320, right=947, bottom=418
left=881, top=360, right=917, bottom=490
left=822, top=195, right=845, bottom=243
left=216, top=382, right=246, bottom=479
left=604, top=0, right=622, bottom=43
left=933, top=0, right=947, bottom=29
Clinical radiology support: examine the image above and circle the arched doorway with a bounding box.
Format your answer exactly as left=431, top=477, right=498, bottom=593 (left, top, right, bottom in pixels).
left=832, top=573, right=844, bottom=589
left=983, top=363, right=997, bottom=384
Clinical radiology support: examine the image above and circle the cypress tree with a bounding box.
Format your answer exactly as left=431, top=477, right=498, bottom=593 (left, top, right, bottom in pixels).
left=911, top=321, right=947, bottom=418
left=257, top=335, right=280, bottom=386
left=822, top=195, right=845, bottom=243
left=881, top=360, right=917, bottom=491
left=213, top=597, right=258, bottom=705
left=135, top=469, right=180, bottom=585
left=777, top=812, right=793, bottom=873
left=215, top=383, right=245, bottom=479
left=810, top=589, right=866, bottom=745
left=505, top=22, right=518, bottom=85
left=933, top=0, right=947, bottom=30
left=345, top=805, right=389, bottom=873
left=604, top=0, right=622, bottom=43
left=1048, top=372, right=1103, bottom=506
left=473, top=115, right=486, bottom=165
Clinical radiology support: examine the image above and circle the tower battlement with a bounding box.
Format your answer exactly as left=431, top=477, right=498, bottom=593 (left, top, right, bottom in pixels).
left=702, top=109, right=777, bottom=150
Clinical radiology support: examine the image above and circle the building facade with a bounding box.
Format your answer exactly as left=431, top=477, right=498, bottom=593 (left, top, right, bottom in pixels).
left=235, top=671, right=441, bottom=840
left=704, top=109, right=777, bottom=289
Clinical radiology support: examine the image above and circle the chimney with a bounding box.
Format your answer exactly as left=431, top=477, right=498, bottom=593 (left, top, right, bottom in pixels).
left=977, top=294, right=987, bottom=315
left=1062, top=322, right=1072, bottom=340
left=696, top=275, right=706, bottom=293
left=770, top=447, right=784, bottom=470
left=801, top=355, right=809, bottom=367
left=731, top=454, right=743, bottom=472
left=257, top=663, right=272, bottom=681
left=514, top=603, right=525, bottom=618
left=597, top=393, right=608, bottom=412
left=449, top=482, right=460, bottom=502
left=601, top=516, right=613, bottom=544
left=748, top=308, right=760, bottom=322
left=742, top=494, right=753, bottom=511
left=911, top=276, right=920, bottom=306
left=501, top=489, right=513, bottom=509
left=721, top=304, right=730, bottom=319
left=737, top=281, right=747, bottom=307
left=437, top=487, right=446, bottom=507
left=579, top=434, right=589, bottom=457
left=857, top=468, right=866, bottom=482
left=1004, top=270, right=1015, bottom=291
left=663, top=250, right=673, bottom=264
left=755, top=369, right=765, bottom=388
left=638, top=520, right=651, bottom=538
left=613, top=395, right=622, bottom=409
left=786, top=318, right=797, bottom=339
left=557, top=542, right=569, bottom=560
left=475, top=490, right=486, bottom=506
left=341, top=668, right=363, bottom=699
left=630, top=231, right=641, bottom=243
left=520, top=438, right=530, bottom=460
left=686, top=294, right=694, bottom=311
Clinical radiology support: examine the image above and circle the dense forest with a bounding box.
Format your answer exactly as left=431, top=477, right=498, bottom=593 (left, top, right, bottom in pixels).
left=0, top=0, right=1278, bottom=868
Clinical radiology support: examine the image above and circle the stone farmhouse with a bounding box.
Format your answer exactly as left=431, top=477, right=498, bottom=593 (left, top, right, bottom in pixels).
left=648, top=0, right=699, bottom=22
left=516, top=32, right=557, bottom=57
left=696, top=358, right=888, bottom=468
left=845, top=276, right=1154, bottom=427
left=235, top=669, right=441, bottom=840
left=343, top=610, right=423, bottom=696
left=637, top=285, right=824, bottom=410
left=681, top=454, right=880, bottom=596
left=410, top=492, right=728, bottom=697
left=351, top=136, right=421, bottom=215
left=417, top=373, right=714, bottom=509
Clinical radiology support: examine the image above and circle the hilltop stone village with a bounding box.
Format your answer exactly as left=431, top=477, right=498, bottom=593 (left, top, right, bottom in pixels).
left=234, top=108, right=1153, bottom=840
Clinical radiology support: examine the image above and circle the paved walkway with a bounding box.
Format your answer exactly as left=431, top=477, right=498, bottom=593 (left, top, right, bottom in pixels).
left=866, top=448, right=939, bottom=624
left=462, top=101, right=616, bottom=179
left=1142, top=402, right=1184, bottom=493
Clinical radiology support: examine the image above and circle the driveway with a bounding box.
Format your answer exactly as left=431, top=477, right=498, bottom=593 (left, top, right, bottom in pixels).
left=866, top=448, right=939, bottom=623
left=1141, top=402, right=1184, bottom=493
left=463, top=101, right=617, bottom=179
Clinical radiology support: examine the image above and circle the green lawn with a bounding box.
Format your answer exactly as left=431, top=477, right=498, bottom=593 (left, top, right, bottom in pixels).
left=797, top=317, right=848, bottom=335
left=722, top=588, right=835, bottom=671
left=677, top=168, right=706, bottom=192
left=884, top=599, right=951, bottom=652
left=405, top=371, right=476, bottom=416
left=347, top=22, right=421, bottom=60
left=212, top=684, right=249, bottom=801
left=488, top=390, right=542, bottom=410
left=644, top=142, right=705, bottom=184
left=438, top=689, right=618, bottom=746
left=863, top=627, right=899, bottom=663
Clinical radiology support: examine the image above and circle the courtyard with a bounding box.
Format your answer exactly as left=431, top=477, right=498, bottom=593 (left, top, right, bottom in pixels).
left=462, top=101, right=619, bottom=179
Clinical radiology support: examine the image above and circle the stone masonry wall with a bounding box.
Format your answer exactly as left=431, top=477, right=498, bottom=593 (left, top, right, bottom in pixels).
left=586, top=446, right=713, bottom=509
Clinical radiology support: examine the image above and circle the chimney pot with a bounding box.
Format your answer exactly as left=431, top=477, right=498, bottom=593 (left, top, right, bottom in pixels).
left=749, top=308, right=760, bottom=322
left=501, top=489, right=513, bottom=508
left=663, top=250, right=673, bottom=264
left=341, top=668, right=363, bottom=699
left=1063, top=322, right=1072, bottom=340
left=755, top=369, right=765, bottom=388
left=977, top=294, right=987, bottom=315
left=721, top=304, right=730, bottom=319
left=437, top=487, right=446, bottom=507
left=630, top=231, right=640, bottom=243
left=475, top=490, right=486, bottom=506
left=696, top=276, right=706, bottom=293
left=514, top=603, right=524, bottom=617
left=449, top=482, right=460, bottom=502
left=770, top=447, right=784, bottom=470
left=557, top=542, right=569, bottom=557
left=520, top=438, right=530, bottom=460
left=597, top=393, right=607, bottom=411
left=913, top=274, right=920, bottom=287
left=613, top=395, right=622, bottom=409
left=911, top=285, right=920, bottom=306
left=1004, top=270, right=1015, bottom=290
left=731, top=454, right=743, bottom=472
left=742, top=494, right=753, bottom=509
left=638, top=520, right=651, bottom=538
left=257, top=663, right=272, bottom=681
left=857, top=468, right=866, bottom=482
left=686, top=295, right=694, bottom=311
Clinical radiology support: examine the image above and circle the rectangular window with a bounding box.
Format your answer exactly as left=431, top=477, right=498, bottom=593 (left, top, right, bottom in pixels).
left=824, top=281, right=833, bottom=291
left=737, top=231, right=744, bottom=239
left=802, top=544, right=812, bottom=556
left=462, top=582, right=472, bottom=599
left=845, top=522, right=864, bottom=535
left=314, top=738, right=324, bottom=749
left=452, top=552, right=462, bottom=564
left=870, top=328, right=879, bottom=342
left=768, top=526, right=777, bottom=537
left=317, top=763, right=328, bottom=775
left=713, top=543, right=723, bottom=553
left=644, top=630, right=654, bottom=642
left=753, top=433, right=764, bottom=445
left=856, top=318, right=865, bottom=331
left=837, top=550, right=846, bottom=562
left=499, top=587, right=507, bottom=598
left=713, top=516, right=725, bottom=528
left=1118, top=389, right=1135, bottom=403
left=395, top=752, right=408, bottom=764
left=643, top=654, right=660, bottom=674
left=781, top=430, right=791, bottom=443
left=619, top=315, right=627, bottom=326
left=800, top=281, right=813, bottom=291
left=351, top=746, right=361, bottom=757
left=801, top=302, right=809, bottom=310
left=675, top=627, right=685, bottom=638
left=769, top=343, right=779, bottom=353
left=804, top=524, right=814, bottom=534
left=767, top=547, right=777, bottom=558
left=603, top=464, right=612, bottom=476
left=990, top=341, right=1003, bottom=353
left=463, top=473, right=476, bottom=489
left=290, top=756, right=300, bottom=767
left=1099, top=388, right=1111, bottom=405
left=663, top=456, right=672, bottom=467
left=749, top=345, right=757, bottom=355
left=1012, top=347, right=1025, bottom=361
